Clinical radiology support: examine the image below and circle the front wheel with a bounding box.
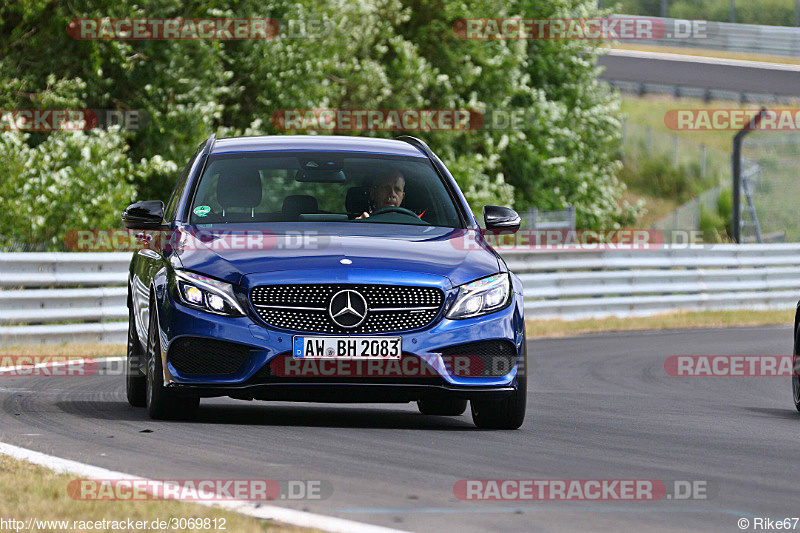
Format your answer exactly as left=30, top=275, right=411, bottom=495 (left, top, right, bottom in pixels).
left=126, top=308, right=147, bottom=408
left=471, top=337, right=527, bottom=430
left=145, top=303, right=199, bottom=420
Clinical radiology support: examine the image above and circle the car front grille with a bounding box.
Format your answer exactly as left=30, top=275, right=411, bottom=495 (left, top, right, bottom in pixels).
left=249, top=284, right=444, bottom=334
left=168, top=337, right=252, bottom=376
left=437, top=340, right=518, bottom=377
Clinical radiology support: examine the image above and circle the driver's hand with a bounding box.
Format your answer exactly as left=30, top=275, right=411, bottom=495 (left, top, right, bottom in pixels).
left=356, top=212, right=369, bottom=219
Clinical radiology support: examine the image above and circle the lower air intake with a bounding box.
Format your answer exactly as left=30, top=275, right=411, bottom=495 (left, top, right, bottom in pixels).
left=437, top=340, right=518, bottom=377
left=168, top=337, right=252, bottom=376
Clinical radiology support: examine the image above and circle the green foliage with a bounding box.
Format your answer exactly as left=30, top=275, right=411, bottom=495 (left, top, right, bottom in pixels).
left=620, top=152, right=715, bottom=203
left=1, top=0, right=631, bottom=247
left=717, top=187, right=733, bottom=237
left=699, top=205, right=725, bottom=242
left=698, top=188, right=733, bottom=243
left=615, top=0, right=797, bottom=26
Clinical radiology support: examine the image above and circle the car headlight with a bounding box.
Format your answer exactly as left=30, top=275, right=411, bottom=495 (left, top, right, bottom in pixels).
left=446, top=273, right=511, bottom=319
left=175, top=271, right=245, bottom=317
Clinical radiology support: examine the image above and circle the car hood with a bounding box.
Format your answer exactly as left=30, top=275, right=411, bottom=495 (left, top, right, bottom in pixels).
left=171, top=223, right=501, bottom=289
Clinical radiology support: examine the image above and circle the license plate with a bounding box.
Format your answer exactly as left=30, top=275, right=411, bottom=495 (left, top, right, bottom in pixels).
left=292, top=336, right=402, bottom=359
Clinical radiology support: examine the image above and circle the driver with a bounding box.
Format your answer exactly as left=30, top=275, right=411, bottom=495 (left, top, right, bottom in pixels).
left=358, top=170, right=405, bottom=219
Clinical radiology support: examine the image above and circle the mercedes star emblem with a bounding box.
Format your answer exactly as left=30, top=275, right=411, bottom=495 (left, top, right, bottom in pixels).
left=328, top=290, right=368, bottom=328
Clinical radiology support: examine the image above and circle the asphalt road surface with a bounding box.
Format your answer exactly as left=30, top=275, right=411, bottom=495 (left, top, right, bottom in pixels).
left=598, top=50, right=800, bottom=97
left=1, top=326, right=798, bottom=532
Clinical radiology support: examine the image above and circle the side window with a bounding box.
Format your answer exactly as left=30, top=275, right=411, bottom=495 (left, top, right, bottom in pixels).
left=164, top=149, right=200, bottom=222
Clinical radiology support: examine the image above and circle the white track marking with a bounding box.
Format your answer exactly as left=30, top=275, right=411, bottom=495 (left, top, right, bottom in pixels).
left=608, top=48, right=800, bottom=72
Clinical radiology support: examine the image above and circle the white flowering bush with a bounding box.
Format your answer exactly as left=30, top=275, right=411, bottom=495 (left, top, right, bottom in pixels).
left=0, top=130, right=176, bottom=248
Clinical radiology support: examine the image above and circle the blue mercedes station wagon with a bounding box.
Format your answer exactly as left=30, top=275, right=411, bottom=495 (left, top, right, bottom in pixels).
left=123, top=134, right=526, bottom=428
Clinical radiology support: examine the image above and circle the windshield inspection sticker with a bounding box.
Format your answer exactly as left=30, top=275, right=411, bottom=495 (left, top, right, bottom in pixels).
left=193, top=205, right=211, bottom=217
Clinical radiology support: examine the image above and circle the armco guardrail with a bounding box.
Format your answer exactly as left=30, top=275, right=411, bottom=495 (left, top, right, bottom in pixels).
left=1, top=245, right=799, bottom=345
left=614, top=15, right=800, bottom=58
left=503, top=244, right=800, bottom=320
left=0, top=253, right=131, bottom=345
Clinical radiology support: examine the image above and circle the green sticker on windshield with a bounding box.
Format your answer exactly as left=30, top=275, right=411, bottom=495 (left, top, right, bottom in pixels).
left=193, top=205, right=211, bottom=217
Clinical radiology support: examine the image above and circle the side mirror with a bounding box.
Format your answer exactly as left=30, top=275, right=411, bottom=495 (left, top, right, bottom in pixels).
left=122, top=201, right=165, bottom=230
left=483, top=205, right=521, bottom=231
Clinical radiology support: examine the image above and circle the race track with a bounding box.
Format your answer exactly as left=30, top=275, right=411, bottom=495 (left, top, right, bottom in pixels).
left=599, top=49, right=800, bottom=96
left=1, top=326, right=797, bottom=532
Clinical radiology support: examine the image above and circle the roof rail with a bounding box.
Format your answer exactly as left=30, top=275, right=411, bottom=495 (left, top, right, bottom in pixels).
left=201, top=133, right=216, bottom=156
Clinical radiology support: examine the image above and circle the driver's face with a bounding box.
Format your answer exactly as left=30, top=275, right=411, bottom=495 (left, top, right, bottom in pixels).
left=371, top=173, right=405, bottom=209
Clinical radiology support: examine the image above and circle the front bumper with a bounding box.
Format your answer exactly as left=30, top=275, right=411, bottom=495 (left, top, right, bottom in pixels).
left=157, top=281, right=525, bottom=398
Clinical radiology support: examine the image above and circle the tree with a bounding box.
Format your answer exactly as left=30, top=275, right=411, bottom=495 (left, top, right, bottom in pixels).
left=0, top=0, right=632, bottom=249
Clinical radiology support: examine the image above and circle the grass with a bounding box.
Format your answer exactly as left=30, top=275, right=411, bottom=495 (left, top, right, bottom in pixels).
left=0, top=455, right=312, bottom=533
left=742, top=140, right=800, bottom=241
left=621, top=95, right=744, bottom=154
left=526, top=309, right=793, bottom=339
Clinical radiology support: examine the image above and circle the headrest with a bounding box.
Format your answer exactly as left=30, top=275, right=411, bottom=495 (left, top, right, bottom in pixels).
left=217, top=172, right=263, bottom=209
left=346, top=186, right=371, bottom=214
left=282, top=195, right=318, bottom=218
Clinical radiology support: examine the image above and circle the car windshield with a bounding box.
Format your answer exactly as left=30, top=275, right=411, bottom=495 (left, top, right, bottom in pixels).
left=187, top=152, right=464, bottom=228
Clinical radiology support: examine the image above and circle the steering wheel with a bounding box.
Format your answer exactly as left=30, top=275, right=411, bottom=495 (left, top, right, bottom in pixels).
left=371, top=206, right=421, bottom=218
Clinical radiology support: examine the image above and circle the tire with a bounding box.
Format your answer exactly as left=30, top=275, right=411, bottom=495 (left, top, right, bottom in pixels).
left=126, top=308, right=147, bottom=407
left=470, top=336, right=527, bottom=430
left=145, top=302, right=199, bottom=420
left=792, top=327, right=800, bottom=412
left=417, top=398, right=468, bottom=416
